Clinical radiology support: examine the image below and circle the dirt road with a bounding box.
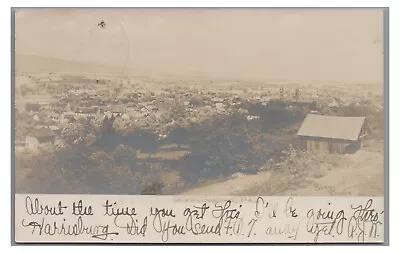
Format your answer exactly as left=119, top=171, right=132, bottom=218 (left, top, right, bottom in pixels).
left=282, top=149, right=384, bottom=196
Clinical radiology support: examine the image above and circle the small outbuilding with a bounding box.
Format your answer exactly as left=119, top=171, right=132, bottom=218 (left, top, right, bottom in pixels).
left=297, top=114, right=368, bottom=154
left=25, top=128, right=56, bottom=151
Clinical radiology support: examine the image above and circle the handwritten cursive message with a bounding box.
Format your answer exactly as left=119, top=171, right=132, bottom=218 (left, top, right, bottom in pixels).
left=15, top=195, right=384, bottom=243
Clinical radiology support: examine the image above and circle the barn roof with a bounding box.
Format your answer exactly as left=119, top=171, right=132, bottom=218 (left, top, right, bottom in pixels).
left=297, top=114, right=366, bottom=141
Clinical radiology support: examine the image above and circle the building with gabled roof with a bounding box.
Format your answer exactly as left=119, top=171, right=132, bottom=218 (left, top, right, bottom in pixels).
left=297, top=114, right=368, bottom=154
left=25, top=128, right=56, bottom=151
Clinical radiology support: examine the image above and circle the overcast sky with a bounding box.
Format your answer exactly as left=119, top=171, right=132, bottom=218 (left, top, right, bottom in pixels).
left=15, top=9, right=384, bottom=83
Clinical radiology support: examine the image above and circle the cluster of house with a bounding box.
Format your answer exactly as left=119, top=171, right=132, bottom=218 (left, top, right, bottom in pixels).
left=21, top=82, right=369, bottom=154
left=24, top=112, right=369, bottom=155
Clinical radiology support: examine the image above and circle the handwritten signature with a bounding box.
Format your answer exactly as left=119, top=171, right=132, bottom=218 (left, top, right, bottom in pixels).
left=347, top=199, right=384, bottom=242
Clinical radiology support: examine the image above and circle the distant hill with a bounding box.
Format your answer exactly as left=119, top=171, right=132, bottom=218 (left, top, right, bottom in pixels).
left=14, top=54, right=128, bottom=75
left=13, top=54, right=383, bottom=88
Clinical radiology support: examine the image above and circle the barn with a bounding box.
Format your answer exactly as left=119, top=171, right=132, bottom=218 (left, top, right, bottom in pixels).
left=297, top=114, right=368, bottom=154
left=25, top=128, right=56, bottom=151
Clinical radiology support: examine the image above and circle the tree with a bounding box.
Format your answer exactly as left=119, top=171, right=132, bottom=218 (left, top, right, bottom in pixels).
left=101, top=115, right=116, bottom=133
left=167, top=127, right=189, bottom=148
left=125, top=129, right=158, bottom=158
left=170, top=103, right=187, bottom=120
left=61, top=123, right=85, bottom=145
left=177, top=152, right=212, bottom=185
left=52, top=145, right=91, bottom=180
left=91, top=132, right=124, bottom=151
left=113, top=145, right=141, bottom=172
left=17, top=151, right=77, bottom=194
left=78, top=118, right=96, bottom=136
left=88, top=151, right=138, bottom=194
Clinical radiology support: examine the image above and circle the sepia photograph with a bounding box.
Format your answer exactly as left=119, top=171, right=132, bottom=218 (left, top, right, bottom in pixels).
left=13, top=8, right=385, bottom=198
